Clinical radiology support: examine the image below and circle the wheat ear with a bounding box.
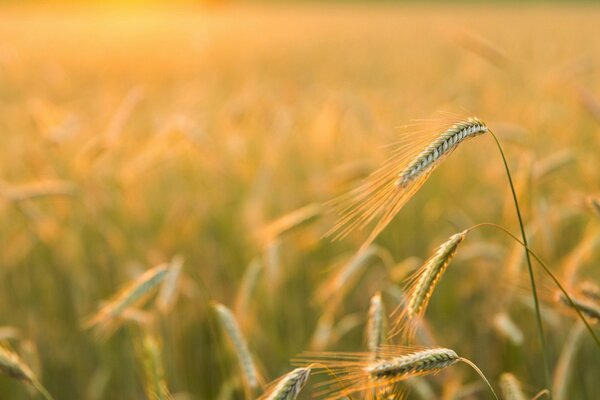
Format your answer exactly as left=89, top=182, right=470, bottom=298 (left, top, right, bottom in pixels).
left=259, top=367, right=311, bottom=400
left=212, top=302, right=259, bottom=392
left=0, top=344, right=54, bottom=400
left=394, top=230, right=467, bottom=339
left=326, top=117, right=487, bottom=252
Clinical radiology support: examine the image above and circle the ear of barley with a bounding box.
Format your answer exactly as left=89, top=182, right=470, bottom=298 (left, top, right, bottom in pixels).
left=395, top=231, right=466, bottom=339
left=366, top=348, right=459, bottom=381
left=326, top=117, right=487, bottom=252
left=499, top=373, right=527, bottom=400
left=259, top=367, right=311, bottom=400
left=294, top=347, right=460, bottom=400
left=396, top=118, right=488, bottom=188
left=212, top=302, right=259, bottom=390
left=367, top=292, right=386, bottom=360
left=85, top=264, right=169, bottom=336
left=0, top=344, right=54, bottom=400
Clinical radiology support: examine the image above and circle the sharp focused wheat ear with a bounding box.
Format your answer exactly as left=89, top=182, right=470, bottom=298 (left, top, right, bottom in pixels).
left=393, top=230, right=467, bottom=339
left=85, top=265, right=169, bottom=338
left=294, top=347, right=459, bottom=400
left=295, top=346, right=498, bottom=400
left=0, top=344, right=54, bottom=400
left=212, top=302, right=260, bottom=392
left=326, top=117, right=487, bottom=252
left=499, top=373, right=527, bottom=400
left=258, top=367, right=311, bottom=400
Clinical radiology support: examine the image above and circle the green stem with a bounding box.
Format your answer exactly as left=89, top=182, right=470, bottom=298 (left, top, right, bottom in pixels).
left=489, top=131, right=552, bottom=397
left=459, top=357, right=499, bottom=400
left=472, top=222, right=600, bottom=350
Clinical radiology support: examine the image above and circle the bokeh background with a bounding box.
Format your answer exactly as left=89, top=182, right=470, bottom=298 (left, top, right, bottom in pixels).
left=0, top=0, right=599, bottom=399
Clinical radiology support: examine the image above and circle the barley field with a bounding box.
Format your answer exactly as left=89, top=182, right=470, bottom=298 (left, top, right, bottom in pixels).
left=1, top=2, right=600, bottom=399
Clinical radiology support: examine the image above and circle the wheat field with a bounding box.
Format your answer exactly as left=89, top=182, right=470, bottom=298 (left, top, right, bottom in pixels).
left=0, top=2, right=599, bottom=399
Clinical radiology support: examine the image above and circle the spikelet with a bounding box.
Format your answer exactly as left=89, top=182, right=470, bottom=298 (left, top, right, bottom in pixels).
left=499, top=373, right=527, bottom=400
left=394, top=230, right=467, bottom=339
left=295, top=346, right=459, bottom=400
left=258, top=367, right=311, bottom=400
left=85, top=264, right=169, bottom=337
left=212, top=302, right=259, bottom=391
left=0, top=344, right=53, bottom=400
left=326, top=117, right=487, bottom=252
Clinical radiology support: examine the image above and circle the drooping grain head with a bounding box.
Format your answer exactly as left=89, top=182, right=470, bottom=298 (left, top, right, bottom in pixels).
left=326, top=117, right=487, bottom=253
left=295, top=346, right=460, bottom=400
left=365, top=348, right=459, bottom=381
left=396, top=118, right=488, bottom=188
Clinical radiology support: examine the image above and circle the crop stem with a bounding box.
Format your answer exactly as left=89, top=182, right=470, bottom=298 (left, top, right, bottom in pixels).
left=489, top=131, right=552, bottom=398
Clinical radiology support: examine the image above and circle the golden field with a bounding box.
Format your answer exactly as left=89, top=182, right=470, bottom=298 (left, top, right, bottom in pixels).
left=0, top=3, right=599, bottom=399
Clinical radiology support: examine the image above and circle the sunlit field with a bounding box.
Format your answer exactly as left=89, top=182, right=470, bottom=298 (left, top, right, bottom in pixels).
left=1, top=2, right=600, bottom=399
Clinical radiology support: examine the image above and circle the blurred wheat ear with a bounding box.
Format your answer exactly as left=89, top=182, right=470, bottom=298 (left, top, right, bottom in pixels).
left=0, top=344, right=54, bottom=400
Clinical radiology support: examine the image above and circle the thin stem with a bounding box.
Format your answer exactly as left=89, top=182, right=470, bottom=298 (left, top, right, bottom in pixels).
left=459, top=357, right=499, bottom=400
left=489, top=130, right=552, bottom=395
left=469, top=222, right=600, bottom=349
left=32, top=380, right=55, bottom=400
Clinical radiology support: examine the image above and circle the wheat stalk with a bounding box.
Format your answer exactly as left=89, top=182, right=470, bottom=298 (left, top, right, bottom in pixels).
left=212, top=302, right=259, bottom=391
left=259, top=367, right=311, bottom=400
